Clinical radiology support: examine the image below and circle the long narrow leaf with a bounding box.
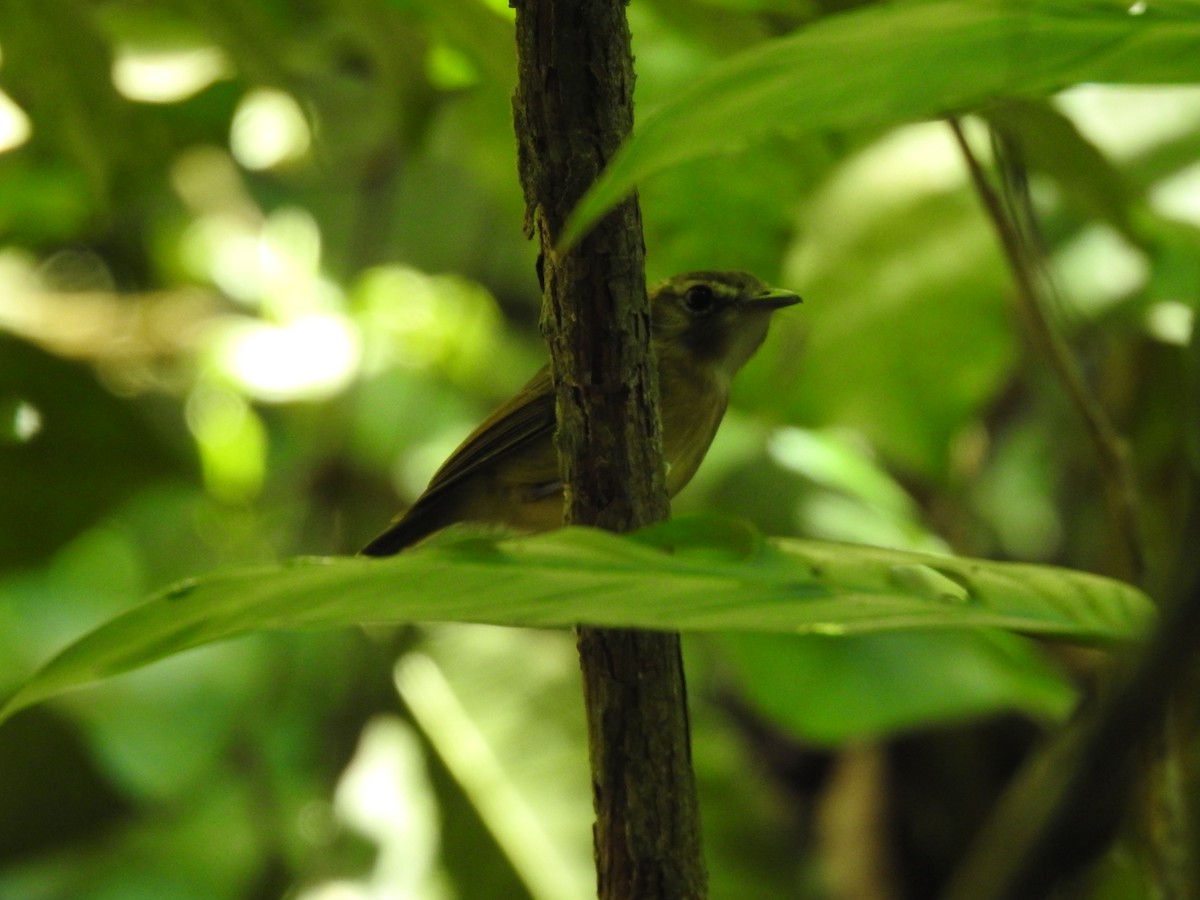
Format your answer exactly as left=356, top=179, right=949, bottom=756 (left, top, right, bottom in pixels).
left=563, top=0, right=1200, bottom=245
left=0, top=517, right=1152, bottom=722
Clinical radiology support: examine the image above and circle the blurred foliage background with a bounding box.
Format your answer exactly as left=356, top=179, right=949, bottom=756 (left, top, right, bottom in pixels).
left=1, top=0, right=1198, bottom=897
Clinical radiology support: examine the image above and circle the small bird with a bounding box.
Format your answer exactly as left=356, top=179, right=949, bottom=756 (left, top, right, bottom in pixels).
left=362, top=271, right=801, bottom=555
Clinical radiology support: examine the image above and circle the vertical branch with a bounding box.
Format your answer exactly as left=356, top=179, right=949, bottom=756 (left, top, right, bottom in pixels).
left=511, top=2, right=707, bottom=898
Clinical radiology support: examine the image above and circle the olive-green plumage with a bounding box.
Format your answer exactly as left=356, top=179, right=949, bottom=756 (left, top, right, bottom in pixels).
left=362, top=271, right=800, bottom=556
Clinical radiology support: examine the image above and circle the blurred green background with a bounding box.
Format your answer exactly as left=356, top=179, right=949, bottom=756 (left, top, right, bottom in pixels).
left=1, top=0, right=1198, bottom=897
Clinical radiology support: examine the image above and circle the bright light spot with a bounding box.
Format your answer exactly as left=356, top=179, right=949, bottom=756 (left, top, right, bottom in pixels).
left=336, top=718, right=434, bottom=842
left=112, top=46, right=230, bottom=103
left=230, top=88, right=311, bottom=170
left=181, top=207, right=334, bottom=313
left=1150, top=161, right=1200, bottom=228
left=0, top=88, right=31, bottom=153
left=1, top=398, right=42, bottom=444
left=181, top=214, right=263, bottom=304
left=327, top=717, right=444, bottom=899
left=13, top=401, right=41, bottom=441
left=257, top=207, right=339, bottom=320
left=214, top=313, right=361, bottom=402
left=1053, top=224, right=1148, bottom=316
left=824, top=122, right=966, bottom=218
left=1058, top=86, right=1200, bottom=161
left=1145, top=301, right=1194, bottom=346
left=1128, top=0, right=1147, bottom=13
left=180, top=194, right=339, bottom=330
left=185, top=384, right=267, bottom=501
left=798, top=492, right=934, bottom=550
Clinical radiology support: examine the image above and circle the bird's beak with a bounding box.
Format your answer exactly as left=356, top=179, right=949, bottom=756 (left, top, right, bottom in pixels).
left=747, top=287, right=803, bottom=310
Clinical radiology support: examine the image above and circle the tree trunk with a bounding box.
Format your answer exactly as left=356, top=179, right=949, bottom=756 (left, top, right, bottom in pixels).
left=511, top=1, right=707, bottom=897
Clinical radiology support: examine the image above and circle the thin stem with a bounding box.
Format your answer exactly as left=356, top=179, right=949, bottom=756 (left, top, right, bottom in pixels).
left=944, top=116, right=1194, bottom=900
left=949, top=118, right=1144, bottom=583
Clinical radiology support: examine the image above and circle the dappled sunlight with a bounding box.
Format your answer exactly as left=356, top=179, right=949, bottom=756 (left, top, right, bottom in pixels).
left=207, top=312, right=361, bottom=403
left=0, top=45, right=31, bottom=153
left=0, top=87, right=31, bottom=153
left=1150, top=160, right=1200, bottom=228
left=178, top=200, right=335, bottom=317
left=181, top=215, right=265, bottom=305
left=257, top=209, right=332, bottom=315
left=172, top=145, right=263, bottom=219
left=230, top=88, right=312, bottom=171
left=6, top=399, right=41, bottom=443
left=1144, top=300, right=1194, bottom=347
left=174, top=171, right=366, bottom=403
left=0, top=247, right=216, bottom=375
left=3, top=2, right=1200, bottom=897
left=784, top=122, right=1000, bottom=342
left=296, top=717, right=449, bottom=900
left=111, top=45, right=231, bottom=103
left=1058, top=85, right=1200, bottom=161
left=1053, top=224, right=1149, bottom=317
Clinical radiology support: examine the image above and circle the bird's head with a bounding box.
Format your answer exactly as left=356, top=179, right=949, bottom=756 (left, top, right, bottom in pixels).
left=650, top=271, right=802, bottom=382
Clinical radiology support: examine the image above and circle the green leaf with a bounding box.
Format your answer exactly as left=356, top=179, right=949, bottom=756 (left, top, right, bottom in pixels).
left=563, top=0, right=1200, bottom=246
left=0, top=516, right=1153, bottom=723
left=769, top=176, right=1016, bottom=477
left=720, top=629, right=1076, bottom=745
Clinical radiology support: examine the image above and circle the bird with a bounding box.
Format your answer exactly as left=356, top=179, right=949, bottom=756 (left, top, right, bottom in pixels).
left=361, top=270, right=801, bottom=556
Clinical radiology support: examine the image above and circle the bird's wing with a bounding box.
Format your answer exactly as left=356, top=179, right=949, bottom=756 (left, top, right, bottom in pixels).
left=422, top=364, right=557, bottom=497
left=361, top=367, right=558, bottom=556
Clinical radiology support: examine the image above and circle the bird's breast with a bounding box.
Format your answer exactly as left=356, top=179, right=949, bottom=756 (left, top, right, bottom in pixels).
left=660, top=368, right=728, bottom=497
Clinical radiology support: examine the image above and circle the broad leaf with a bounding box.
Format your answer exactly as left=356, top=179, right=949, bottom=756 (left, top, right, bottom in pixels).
left=0, top=517, right=1153, bottom=723
left=719, top=629, right=1077, bottom=745
left=564, top=0, right=1200, bottom=245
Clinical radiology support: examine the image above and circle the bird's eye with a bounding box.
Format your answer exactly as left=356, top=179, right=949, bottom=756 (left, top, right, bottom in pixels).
left=682, top=284, right=716, bottom=314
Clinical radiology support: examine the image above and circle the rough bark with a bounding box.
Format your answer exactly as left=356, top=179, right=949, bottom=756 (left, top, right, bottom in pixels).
left=511, top=1, right=707, bottom=897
